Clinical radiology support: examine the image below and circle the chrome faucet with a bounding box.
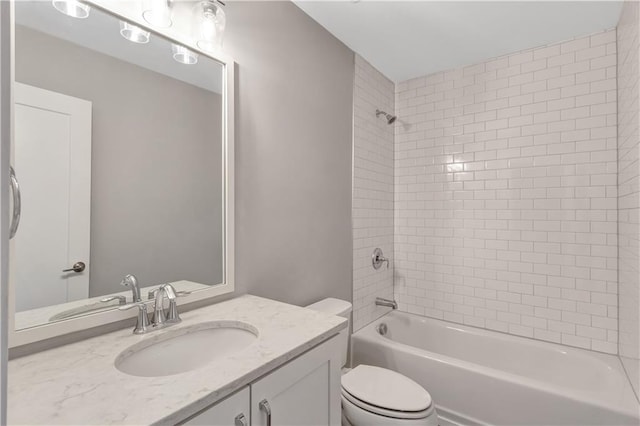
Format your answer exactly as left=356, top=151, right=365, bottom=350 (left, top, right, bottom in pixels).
left=120, top=274, right=141, bottom=303
left=120, top=283, right=182, bottom=334
left=150, top=284, right=182, bottom=326
left=119, top=301, right=151, bottom=334
left=375, top=297, right=398, bottom=310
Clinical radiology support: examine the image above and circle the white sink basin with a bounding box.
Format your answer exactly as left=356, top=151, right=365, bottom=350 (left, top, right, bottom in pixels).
left=115, top=321, right=258, bottom=377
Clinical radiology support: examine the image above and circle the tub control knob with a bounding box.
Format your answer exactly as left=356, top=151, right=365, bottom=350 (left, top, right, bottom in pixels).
left=372, top=248, right=389, bottom=270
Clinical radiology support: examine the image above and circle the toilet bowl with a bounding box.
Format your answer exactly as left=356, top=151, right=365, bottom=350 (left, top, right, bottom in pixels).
left=306, top=298, right=439, bottom=426
left=341, top=364, right=439, bottom=426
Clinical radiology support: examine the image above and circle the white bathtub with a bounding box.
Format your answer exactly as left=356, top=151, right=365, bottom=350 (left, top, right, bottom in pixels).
left=351, top=311, right=640, bottom=426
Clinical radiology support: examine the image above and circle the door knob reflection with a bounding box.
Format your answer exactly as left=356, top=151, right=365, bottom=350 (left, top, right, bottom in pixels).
left=62, top=261, right=86, bottom=273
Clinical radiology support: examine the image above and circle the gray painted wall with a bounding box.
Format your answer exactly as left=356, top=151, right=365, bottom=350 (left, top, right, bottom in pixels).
left=15, top=0, right=355, bottom=310
left=224, top=1, right=354, bottom=305
left=15, top=26, right=223, bottom=297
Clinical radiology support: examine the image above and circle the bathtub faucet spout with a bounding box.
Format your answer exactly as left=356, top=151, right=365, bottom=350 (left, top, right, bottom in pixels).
left=375, top=297, right=398, bottom=310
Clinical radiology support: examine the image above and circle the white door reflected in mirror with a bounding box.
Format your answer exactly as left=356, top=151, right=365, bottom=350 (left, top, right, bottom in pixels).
left=13, top=83, right=91, bottom=311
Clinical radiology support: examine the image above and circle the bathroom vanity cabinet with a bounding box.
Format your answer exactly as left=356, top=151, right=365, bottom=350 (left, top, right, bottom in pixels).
left=8, top=296, right=347, bottom=425
left=183, top=335, right=342, bottom=426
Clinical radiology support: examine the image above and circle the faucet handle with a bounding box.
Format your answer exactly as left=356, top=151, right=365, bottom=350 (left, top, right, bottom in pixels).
left=148, top=287, right=161, bottom=300
left=101, top=295, right=126, bottom=305
left=119, top=301, right=150, bottom=334
left=161, top=284, right=182, bottom=324
left=148, top=286, right=190, bottom=300
left=118, top=301, right=145, bottom=311
left=372, top=248, right=390, bottom=270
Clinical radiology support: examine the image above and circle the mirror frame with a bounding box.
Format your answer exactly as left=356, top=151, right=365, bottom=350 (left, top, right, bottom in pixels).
left=7, top=0, right=235, bottom=348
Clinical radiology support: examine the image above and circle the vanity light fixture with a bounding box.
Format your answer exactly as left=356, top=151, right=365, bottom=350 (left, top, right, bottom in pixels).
left=172, top=44, right=198, bottom=65
left=142, top=0, right=173, bottom=29
left=192, top=0, right=226, bottom=53
left=51, top=0, right=90, bottom=18
left=119, top=21, right=151, bottom=44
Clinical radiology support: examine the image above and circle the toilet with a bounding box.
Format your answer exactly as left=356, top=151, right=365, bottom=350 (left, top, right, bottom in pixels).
left=306, top=298, right=439, bottom=426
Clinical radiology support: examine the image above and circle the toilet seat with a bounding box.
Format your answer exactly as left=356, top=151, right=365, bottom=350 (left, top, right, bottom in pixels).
left=341, top=365, right=434, bottom=420
left=341, top=388, right=435, bottom=420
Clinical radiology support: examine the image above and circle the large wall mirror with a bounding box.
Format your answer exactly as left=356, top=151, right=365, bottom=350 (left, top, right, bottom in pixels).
left=9, top=0, right=234, bottom=347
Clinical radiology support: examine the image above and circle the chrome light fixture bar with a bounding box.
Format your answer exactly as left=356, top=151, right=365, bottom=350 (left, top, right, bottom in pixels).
left=52, top=0, right=90, bottom=18
left=51, top=0, right=226, bottom=65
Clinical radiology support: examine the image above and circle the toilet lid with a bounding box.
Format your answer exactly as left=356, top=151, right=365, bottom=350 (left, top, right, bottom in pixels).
left=341, top=365, right=432, bottom=412
left=341, top=388, right=435, bottom=420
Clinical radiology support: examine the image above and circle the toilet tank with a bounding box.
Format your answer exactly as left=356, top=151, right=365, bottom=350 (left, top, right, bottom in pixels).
left=305, top=298, right=352, bottom=368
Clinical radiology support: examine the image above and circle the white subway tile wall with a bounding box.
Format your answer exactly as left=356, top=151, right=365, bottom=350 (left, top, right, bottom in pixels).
left=617, top=1, right=640, bottom=397
left=353, top=55, right=395, bottom=331
left=394, top=30, right=619, bottom=354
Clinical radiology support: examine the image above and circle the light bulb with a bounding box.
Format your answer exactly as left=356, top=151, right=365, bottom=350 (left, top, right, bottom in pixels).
left=193, top=0, right=226, bottom=53
left=52, top=0, right=90, bottom=18
left=120, top=21, right=150, bottom=44
left=172, top=44, right=198, bottom=65
left=142, top=0, right=172, bottom=28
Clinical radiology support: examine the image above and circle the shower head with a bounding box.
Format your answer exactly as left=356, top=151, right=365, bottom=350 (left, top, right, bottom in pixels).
left=376, top=109, right=397, bottom=124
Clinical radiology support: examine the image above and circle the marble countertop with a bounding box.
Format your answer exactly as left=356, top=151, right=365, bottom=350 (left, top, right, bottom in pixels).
left=8, top=295, right=347, bottom=425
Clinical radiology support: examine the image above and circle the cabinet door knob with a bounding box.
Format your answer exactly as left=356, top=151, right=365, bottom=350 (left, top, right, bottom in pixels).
left=234, top=413, right=248, bottom=426
left=259, top=399, right=271, bottom=426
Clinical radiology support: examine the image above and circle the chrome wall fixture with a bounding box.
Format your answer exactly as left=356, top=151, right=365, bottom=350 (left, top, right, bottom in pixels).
left=375, top=297, right=397, bottom=309
left=50, top=0, right=226, bottom=65
left=372, top=247, right=389, bottom=270
left=376, top=109, right=397, bottom=124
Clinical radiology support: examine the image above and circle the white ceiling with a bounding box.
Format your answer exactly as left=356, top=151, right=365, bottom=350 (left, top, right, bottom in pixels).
left=294, top=1, right=624, bottom=83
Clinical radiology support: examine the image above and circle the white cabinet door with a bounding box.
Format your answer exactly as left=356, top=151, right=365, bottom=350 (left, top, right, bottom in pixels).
left=251, top=335, right=342, bottom=426
left=183, top=387, right=250, bottom=426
